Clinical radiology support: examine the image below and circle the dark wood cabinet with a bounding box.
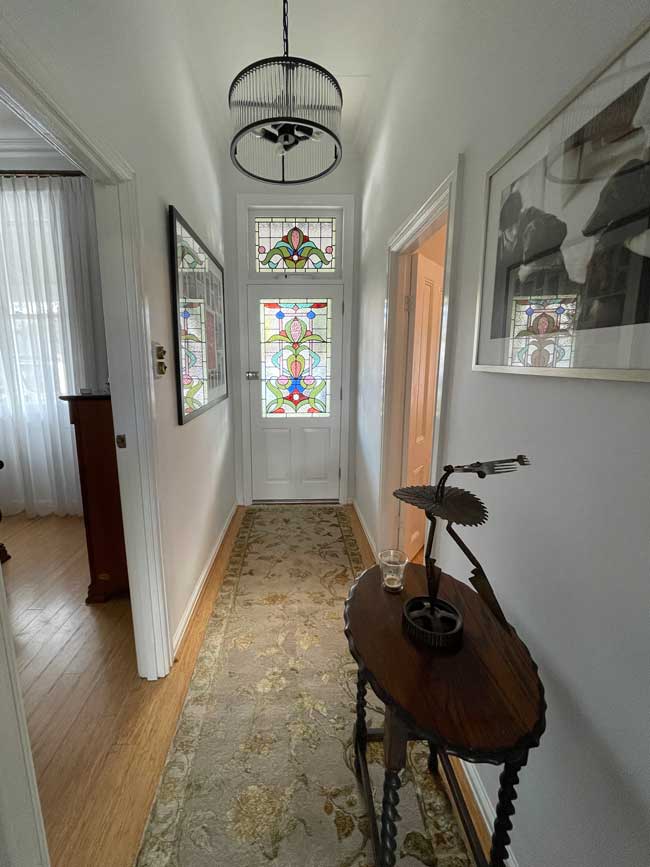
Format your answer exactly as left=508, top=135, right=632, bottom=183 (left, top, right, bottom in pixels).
left=0, top=459, right=9, bottom=564
left=60, top=394, right=129, bottom=603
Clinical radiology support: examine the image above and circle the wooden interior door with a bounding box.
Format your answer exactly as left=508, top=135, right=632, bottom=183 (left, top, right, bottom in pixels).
left=401, top=253, right=444, bottom=558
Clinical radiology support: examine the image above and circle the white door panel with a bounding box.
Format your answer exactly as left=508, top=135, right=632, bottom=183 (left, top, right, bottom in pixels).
left=263, top=429, right=292, bottom=482
left=248, top=285, right=342, bottom=501
left=300, top=428, right=331, bottom=482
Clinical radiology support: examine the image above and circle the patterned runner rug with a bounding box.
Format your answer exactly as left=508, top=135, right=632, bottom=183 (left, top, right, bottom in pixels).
left=137, top=505, right=471, bottom=867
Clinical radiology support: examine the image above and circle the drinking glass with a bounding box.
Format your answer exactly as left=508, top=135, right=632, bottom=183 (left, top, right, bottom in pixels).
left=379, top=549, right=408, bottom=593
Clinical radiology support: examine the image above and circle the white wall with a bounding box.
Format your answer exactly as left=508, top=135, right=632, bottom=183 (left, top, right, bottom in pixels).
left=356, top=3, right=650, bottom=865
left=0, top=1, right=237, bottom=638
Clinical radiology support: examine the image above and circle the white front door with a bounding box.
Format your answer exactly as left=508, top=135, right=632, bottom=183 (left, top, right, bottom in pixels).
left=247, top=284, right=342, bottom=500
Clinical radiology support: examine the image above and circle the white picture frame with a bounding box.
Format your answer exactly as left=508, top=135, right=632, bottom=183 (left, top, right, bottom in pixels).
left=473, top=17, right=650, bottom=382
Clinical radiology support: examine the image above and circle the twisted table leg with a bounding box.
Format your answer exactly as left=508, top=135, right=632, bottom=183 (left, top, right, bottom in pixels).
left=356, top=672, right=368, bottom=740
left=489, top=753, right=528, bottom=866
left=378, top=705, right=408, bottom=867
left=427, top=741, right=439, bottom=776
left=354, top=672, right=368, bottom=776
left=379, top=770, right=401, bottom=867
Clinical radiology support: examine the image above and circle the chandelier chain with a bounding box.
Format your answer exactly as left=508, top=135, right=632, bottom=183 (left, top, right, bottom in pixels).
left=283, top=0, right=289, bottom=57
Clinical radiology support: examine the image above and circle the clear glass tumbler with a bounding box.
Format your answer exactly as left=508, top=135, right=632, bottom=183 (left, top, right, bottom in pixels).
left=379, top=549, right=408, bottom=593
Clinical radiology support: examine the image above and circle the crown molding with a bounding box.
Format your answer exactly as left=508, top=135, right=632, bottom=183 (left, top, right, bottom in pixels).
left=0, top=15, right=134, bottom=183
left=0, top=135, right=63, bottom=159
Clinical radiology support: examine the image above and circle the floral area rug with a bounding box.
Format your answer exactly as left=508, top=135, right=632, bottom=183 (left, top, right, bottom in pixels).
left=137, top=506, right=471, bottom=867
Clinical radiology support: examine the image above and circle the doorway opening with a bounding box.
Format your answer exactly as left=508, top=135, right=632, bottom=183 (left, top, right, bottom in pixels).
left=0, top=37, right=171, bottom=866
left=377, top=162, right=462, bottom=554
left=236, top=195, right=356, bottom=505
left=400, top=218, right=448, bottom=560
left=0, top=103, right=142, bottom=864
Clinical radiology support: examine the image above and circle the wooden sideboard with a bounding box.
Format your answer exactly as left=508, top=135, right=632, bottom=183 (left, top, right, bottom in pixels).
left=60, top=394, right=129, bottom=603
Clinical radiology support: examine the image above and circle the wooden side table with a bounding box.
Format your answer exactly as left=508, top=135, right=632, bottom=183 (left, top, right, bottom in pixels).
left=344, top=563, right=546, bottom=867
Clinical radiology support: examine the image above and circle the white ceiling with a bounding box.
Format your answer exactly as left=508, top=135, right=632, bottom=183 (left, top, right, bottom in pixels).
left=180, top=0, right=393, bottom=154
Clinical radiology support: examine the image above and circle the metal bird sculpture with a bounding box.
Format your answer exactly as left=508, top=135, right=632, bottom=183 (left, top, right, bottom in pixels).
left=394, top=455, right=531, bottom=632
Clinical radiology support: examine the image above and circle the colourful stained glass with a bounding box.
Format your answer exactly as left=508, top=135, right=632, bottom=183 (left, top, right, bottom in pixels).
left=260, top=299, right=331, bottom=416
left=179, top=298, right=208, bottom=411
left=255, top=217, right=336, bottom=272
left=173, top=211, right=227, bottom=421
left=508, top=295, right=577, bottom=368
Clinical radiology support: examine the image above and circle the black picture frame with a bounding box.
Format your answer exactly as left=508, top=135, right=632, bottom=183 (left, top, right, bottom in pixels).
left=168, top=206, right=228, bottom=424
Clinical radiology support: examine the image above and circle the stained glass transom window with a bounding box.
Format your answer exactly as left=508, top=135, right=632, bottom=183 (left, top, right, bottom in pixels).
left=255, top=217, right=336, bottom=272
left=508, top=295, right=577, bottom=368
left=260, top=299, right=331, bottom=417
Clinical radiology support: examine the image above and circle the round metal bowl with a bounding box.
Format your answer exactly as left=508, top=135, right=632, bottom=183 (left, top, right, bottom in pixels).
left=403, top=596, right=463, bottom=652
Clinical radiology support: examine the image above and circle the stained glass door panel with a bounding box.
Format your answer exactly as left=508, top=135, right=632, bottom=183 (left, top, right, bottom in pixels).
left=260, top=299, right=332, bottom=417
left=248, top=286, right=342, bottom=501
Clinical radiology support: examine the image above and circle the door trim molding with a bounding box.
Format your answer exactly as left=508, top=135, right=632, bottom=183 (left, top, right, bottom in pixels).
left=377, top=156, right=464, bottom=550
left=0, top=27, right=131, bottom=183
left=0, top=569, right=50, bottom=866
left=0, top=22, right=171, bottom=865
left=0, top=21, right=171, bottom=683
left=236, top=194, right=356, bottom=505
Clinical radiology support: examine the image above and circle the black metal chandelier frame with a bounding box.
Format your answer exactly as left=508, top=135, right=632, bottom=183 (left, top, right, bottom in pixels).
left=228, top=0, right=343, bottom=185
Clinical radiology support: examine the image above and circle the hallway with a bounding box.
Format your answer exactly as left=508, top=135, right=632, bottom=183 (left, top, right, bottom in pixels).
left=137, top=506, right=469, bottom=866
left=0, top=4, right=648, bottom=867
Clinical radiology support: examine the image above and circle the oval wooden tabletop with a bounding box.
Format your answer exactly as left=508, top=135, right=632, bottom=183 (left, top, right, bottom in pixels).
left=344, top=563, right=546, bottom=762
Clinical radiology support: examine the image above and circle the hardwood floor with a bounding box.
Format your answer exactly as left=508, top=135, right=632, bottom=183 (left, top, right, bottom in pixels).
left=3, top=504, right=489, bottom=866
left=3, top=508, right=245, bottom=867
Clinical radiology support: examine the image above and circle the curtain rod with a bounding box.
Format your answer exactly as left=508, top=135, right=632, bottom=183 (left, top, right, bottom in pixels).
left=0, top=170, right=85, bottom=177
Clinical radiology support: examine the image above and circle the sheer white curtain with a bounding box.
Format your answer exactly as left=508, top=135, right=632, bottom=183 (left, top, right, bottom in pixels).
left=0, top=175, right=107, bottom=516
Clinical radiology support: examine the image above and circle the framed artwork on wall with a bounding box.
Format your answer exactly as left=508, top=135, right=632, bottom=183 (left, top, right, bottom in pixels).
left=473, top=19, right=650, bottom=381
left=169, top=206, right=228, bottom=424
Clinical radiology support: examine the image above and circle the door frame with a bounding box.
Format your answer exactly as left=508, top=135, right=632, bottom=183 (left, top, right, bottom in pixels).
left=236, top=194, right=356, bottom=505
left=0, top=27, right=173, bottom=865
left=0, top=30, right=171, bottom=676
left=377, top=157, right=464, bottom=552
left=399, top=252, right=446, bottom=557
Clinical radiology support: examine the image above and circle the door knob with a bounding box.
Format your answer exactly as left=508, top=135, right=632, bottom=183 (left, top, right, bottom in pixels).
left=245, top=371, right=260, bottom=380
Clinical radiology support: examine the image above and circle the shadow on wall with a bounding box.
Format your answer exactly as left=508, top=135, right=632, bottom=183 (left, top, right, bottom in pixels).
left=497, top=652, right=650, bottom=861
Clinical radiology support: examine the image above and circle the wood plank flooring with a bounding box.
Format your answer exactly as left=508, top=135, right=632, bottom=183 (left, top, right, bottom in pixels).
left=3, top=504, right=489, bottom=866
left=3, top=508, right=244, bottom=867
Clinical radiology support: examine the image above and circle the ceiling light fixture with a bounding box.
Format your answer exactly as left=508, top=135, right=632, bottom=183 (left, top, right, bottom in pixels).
left=228, top=0, right=343, bottom=185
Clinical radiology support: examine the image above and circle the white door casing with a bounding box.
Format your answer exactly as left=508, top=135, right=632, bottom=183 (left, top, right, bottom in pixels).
left=0, top=565, right=50, bottom=867
left=0, top=19, right=172, bottom=867
left=236, top=195, right=355, bottom=506
left=377, top=158, right=464, bottom=553
left=0, top=30, right=171, bottom=683
left=247, top=284, right=343, bottom=500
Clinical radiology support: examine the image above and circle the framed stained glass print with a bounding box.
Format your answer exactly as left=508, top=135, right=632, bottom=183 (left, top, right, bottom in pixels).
left=473, top=21, right=650, bottom=381
left=169, top=207, right=228, bottom=424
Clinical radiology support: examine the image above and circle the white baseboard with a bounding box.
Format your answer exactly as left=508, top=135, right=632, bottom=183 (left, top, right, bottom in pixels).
left=351, top=500, right=377, bottom=555
left=462, top=762, right=519, bottom=867
left=172, top=502, right=237, bottom=654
